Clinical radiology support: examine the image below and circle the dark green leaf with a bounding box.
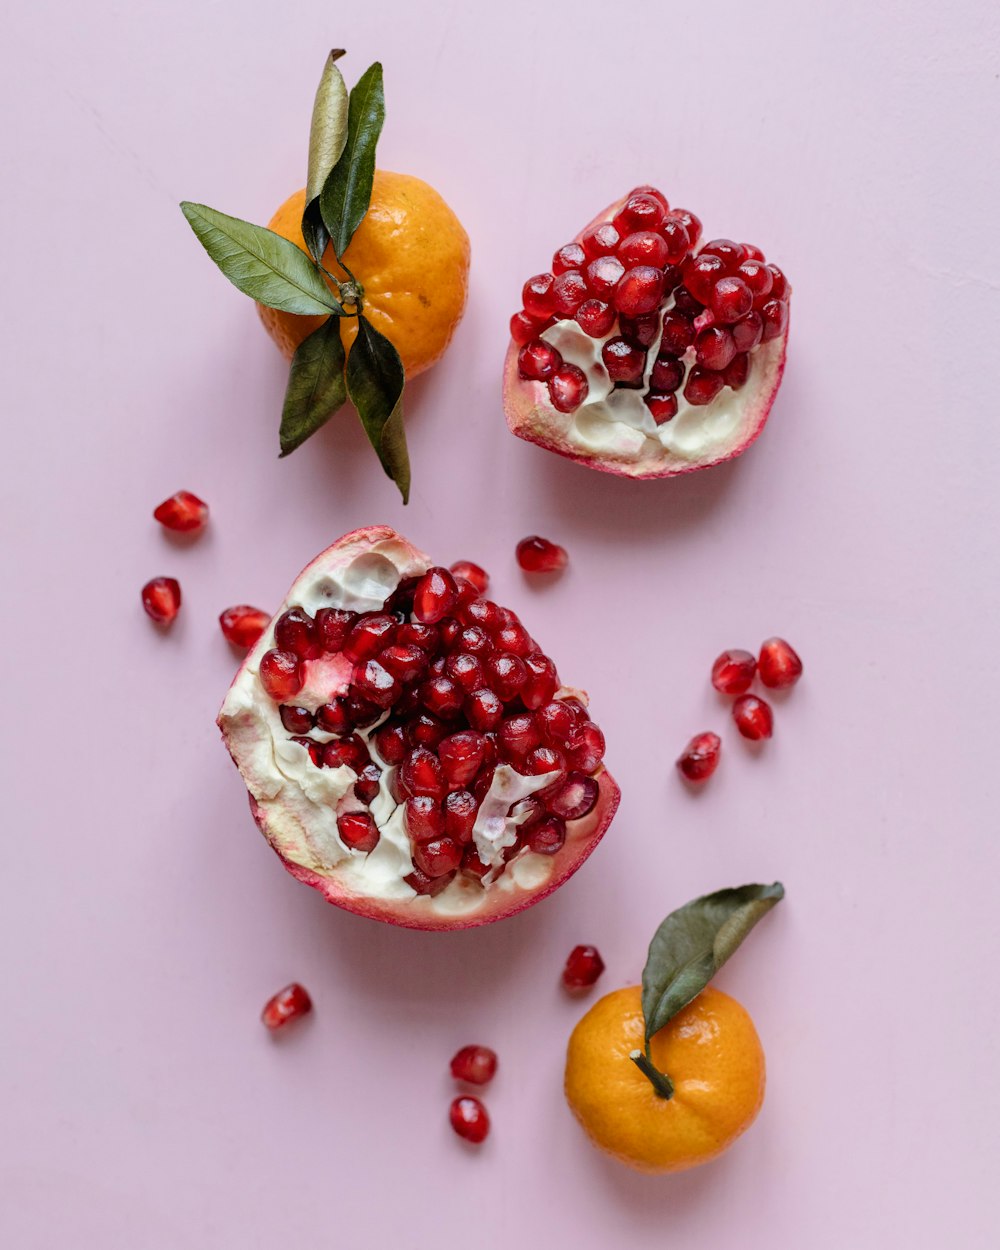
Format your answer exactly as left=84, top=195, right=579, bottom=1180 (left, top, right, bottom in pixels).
left=641, top=882, right=785, bottom=1046
left=319, top=62, right=384, bottom=258
left=345, top=314, right=410, bottom=502
left=180, top=202, right=342, bottom=315
left=302, top=50, right=349, bottom=263
left=279, top=316, right=347, bottom=456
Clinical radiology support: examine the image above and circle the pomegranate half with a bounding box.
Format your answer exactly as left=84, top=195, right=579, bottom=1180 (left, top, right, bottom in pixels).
left=218, top=527, right=619, bottom=930
left=503, top=186, right=791, bottom=478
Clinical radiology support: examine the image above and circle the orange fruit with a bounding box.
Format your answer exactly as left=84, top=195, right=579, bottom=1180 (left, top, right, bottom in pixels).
left=564, top=984, right=765, bottom=1173
left=258, top=170, right=470, bottom=377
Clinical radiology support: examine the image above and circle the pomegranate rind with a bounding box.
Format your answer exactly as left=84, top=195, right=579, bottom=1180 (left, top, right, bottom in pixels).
left=503, top=196, right=789, bottom=479
left=218, top=525, right=620, bottom=931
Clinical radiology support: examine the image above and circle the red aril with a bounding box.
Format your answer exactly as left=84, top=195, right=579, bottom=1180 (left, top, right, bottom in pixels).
left=449, top=561, right=489, bottom=595
left=142, top=576, right=181, bottom=625
left=261, top=983, right=312, bottom=1031
left=732, top=694, right=774, bottom=740
left=153, top=490, right=208, bottom=534
left=219, top=604, right=270, bottom=649
left=711, top=649, right=757, bottom=695
left=562, top=944, right=605, bottom=990
left=450, top=1045, right=498, bottom=1085
left=516, top=535, right=567, bottom=573
left=450, top=1095, right=490, bottom=1144
left=758, top=637, right=803, bottom=689
left=676, top=732, right=721, bottom=783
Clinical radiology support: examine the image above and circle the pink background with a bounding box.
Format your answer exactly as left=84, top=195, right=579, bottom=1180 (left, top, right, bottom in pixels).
left=4, top=2, right=998, bottom=1245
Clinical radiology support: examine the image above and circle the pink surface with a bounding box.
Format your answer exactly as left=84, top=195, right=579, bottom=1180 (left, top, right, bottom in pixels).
left=3, top=2, right=998, bottom=1246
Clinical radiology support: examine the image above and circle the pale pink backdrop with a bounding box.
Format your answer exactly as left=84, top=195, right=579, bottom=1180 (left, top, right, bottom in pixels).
left=3, top=1, right=998, bottom=1245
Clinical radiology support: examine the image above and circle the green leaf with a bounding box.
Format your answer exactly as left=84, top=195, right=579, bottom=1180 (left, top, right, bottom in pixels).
left=319, top=62, right=384, bottom=258
left=302, top=50, right=349, bottom=263
left=279, top=316, right=347, bottom=456
left=180, top=202, right=342, bottom=315
left=345, top=314, right=410, bottom=502
left=641, top=883, right=785, bottom=1047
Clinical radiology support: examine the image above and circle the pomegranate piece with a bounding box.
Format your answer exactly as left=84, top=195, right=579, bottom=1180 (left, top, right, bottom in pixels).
left=676, top=732, right=721, bottom=783
left=338, top=811, right=380, bottom=853
left=711, top=649, right=757, bottom=695
left=219, top=604, right=269, bottom=649
left=450, top=1095, right=490, bottom=1144
left=758, top=637, right=803, bottom=689
left=732, top=695, right=774, bottom=741
left=141, top=576, right=181, bottom=625
left=153, top=490, right=208, bottom=534
left=259, top=649, right=303, bottom=701
left=449, top=561, right=489, bottom=595
left=450, top=1045, right=498, bottom=1086
left=516, top=536, right=567, bottom=574
left=261, top=982, right=312, bottom=1031
left=562, top=945, right=605, bottom=990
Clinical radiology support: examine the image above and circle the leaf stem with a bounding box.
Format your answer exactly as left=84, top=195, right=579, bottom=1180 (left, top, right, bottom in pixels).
left=629, top=1050, right=674, bottom=1100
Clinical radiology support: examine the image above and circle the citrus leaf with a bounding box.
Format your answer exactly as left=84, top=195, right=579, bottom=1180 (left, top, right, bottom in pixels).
left=641, top=883, right=785, bottom=1047
left=302, top=49, right=349, bottom=263
left=180, top=202, right=342, bottom=315
left=345, top=314, right=410, bottom=503
left=279, top=316, right=347, bottom=456
left=319, top=62, right=384, bottom=258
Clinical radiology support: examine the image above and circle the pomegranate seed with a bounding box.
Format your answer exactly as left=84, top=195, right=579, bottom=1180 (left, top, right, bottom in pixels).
left=547, top=772, right=598, bottom=820
left=645, top=392, right=678, bottom=424
left=659, top=311, right=695, bottom=356
left=618, top=231, right=669, bottom=269
left=761, top=298, right=789, bottom=341
left=414, top=836, right=462, bottom=878
left=575, top=298, right=616, bottom=338
left=650, top=353, right=684, bottom=392
left=499, top=713, right=542, bottom=761
left=404, top=866, right=456, bottom=897
left=345, top=692, right=381, bottom=728
left=548, top=365, right=588, bottom=412
left=522, top=272, right=556, bottom=319
left=379, top=643, right=429, bottom=683
left=743, top=243, right=765, bottom=261
left=374, top=722, right=408, bottom=765
left=315, top=698, right=351, bottom=734
left=676, top=732, right=722, bottom=783
left=351, top=658, right=401, bottom=707
left=723, top=353, right=751, bottom=390
left=219, top=604, right=269, bottom=648
left=613, top=193, right=665, bottom=236
left=552, top=242, right=586, bottom=274
left=670, top=208, right=702, bottom=248
left=452, top=577, right=479, bottom=612
left=274, top=608, right=321, bottom=660
left=618, top=312, right=660, bottom=348
left=538, top=699, right=579, bottom=744
left=518, top=338, right=561, bottom=382
left=449, top=561, right=489, bottom=595
left=400, top=747, right=446, bottom=799
left=580, top=222, right=621, bottom=259
left=421, top=674, right=464, bottom=719
left=465, top=687, right=504, bottom=731
left=510, top=310, right=545, bottom=345
left=405, top=794, right=444, bottom=842
left=711, top=649, right=756, bottom=695
left=322, top=734, right=369, bottom=772
left=551, top=270, right=589, bottom=317
left=710, top=276, right=753, bottom=324
left=259, top=649, right=303, bottom=700
left=602, top=337, right=646, bottom=385
left=453, top=625, right=492, bottom=657
left=732, top=694, right=774, bottom=740
left=684, top=367, right=725, bottom=406
left=758, top=637, right=803, bottom=689
left=494, top=622, right=533, bottom=656
left=695, top=326, right=737, bottom=372
left=413, top=568, right=458, bottom=624
left=525, top=745, right=566, bottom=778
left=291, top=736, right=323, bottom=766
left=731, top=312, right=763, bottom=353
left=527, top=816, right=566, bottom=855
left=450, top=1095, right=489, bottom=1144
left=700, top=238, right=746, bottom=271
left=141, top=576, right=181, bottom=625
left=516, top=536, right=567, bottom=574
left=260, top=983, right=312, bottom=1031
left=461, top=600, right=502, bottom=632
left=486, top=652, right=528, bottom=700
left=279, top=705, right=314, bottom=733
left=409, top=713, right=448, bottom=749
left=312, top=607, right=353, bottom=652
left=659, top=214, right=694, bottom=264
left=444, top=790, right=478, bottom=844
left=562, top=945, right=605, bottom=990
left=399, top=622, right=441, bottom=654
left=521, top=653, right=559, bottom=708
left=584, top=255, right=625, bottom=298
left=661, top=262, right=683, bottom=293
left=673, top=286, right=705, bottom=316
left=450, top=1045, right=498, bottom=1086
left=444, top=652, right=485, bottom=694
left=565, top=721, right=606, bottom=773
left=344, top=613, right=397, bottom=662
left=682, top=253, right=725, bottom=304
left=613, top=265, right=665, bottom=317
left=153, top=490, right=208, bottom=534
left=354, top=761, right=382, bottom=804
left=628, top=184, right=670, bottom=210
left=338, top=810, right=380, bottom=852
left=438, top=731, right=486, bottom=787
left=736, top=258, right=773, bottom=299
left=461, top=847, right=492, bottom=882
left=766, top=264, right=788, bottom=300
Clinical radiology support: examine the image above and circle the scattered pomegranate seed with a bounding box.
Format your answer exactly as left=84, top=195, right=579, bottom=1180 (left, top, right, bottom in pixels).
left=337, top=810, right=380, bottom=852
left=450, top=1095, right=490, bottom=1144
left=711, top=649, right=757, bottom=695
left=450, top=1045, right=498, bottom=1087
left=516, top=536, right=567, bottom=574
left=518, top=338, right=561, bottom=382
left=449, top=561, right=489, bottom=595
left=562, top=944, right=605, bottom=990
left=676, top=732, right=722, bottom=783
left=732, top=694, right=774, bottom=740
left=153, top=490, right=208, bottom=534
left=522, top=272, right=556, bottom=319
left=548, top=364, right=588, bottom=412
left=758, top=637, right=803, bottom=689
left=261, top=982, right=312, bottom=1031
left=613, top=265, right=665, bottom=317
left=142, top=576, right=181, bottom=625
left=219, top=604, right=270, bottom=649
